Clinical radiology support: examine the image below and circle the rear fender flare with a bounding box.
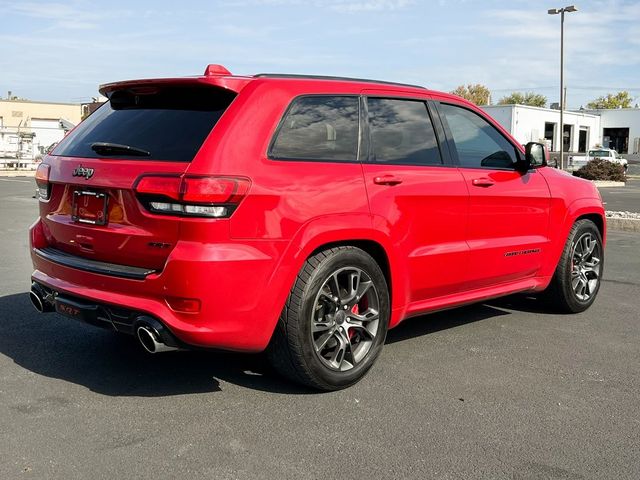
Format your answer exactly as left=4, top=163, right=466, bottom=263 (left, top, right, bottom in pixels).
left=256, top=214, right=408, bottom=348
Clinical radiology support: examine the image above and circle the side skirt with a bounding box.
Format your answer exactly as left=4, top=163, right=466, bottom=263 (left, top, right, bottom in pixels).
left=395, top=276, right=550, bottom=326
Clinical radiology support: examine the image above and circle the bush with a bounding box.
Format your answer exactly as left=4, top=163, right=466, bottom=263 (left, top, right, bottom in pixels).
left=573, top=158, right=626, bottom=182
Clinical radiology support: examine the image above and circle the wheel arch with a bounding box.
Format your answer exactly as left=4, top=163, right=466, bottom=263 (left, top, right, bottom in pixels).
left=309, top=239, right=392, bottom=305
left=540, top=199, right=605, bottom=279
left=257, top=216, right=408, bottom=350
left=576, top=212, right=605, bottom=242
left=542, top=208, right=605, bottom=313
left=293, top=230, right=408, bottom=329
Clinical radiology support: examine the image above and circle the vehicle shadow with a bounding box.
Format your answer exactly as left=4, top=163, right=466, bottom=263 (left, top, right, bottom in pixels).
left=385, top=294, right=551, bottom=345
left=0, top=292, right=307, bottom=396
left=385, top=303, right=512, bottom=344
left=0, top=291, right=537, bottom=397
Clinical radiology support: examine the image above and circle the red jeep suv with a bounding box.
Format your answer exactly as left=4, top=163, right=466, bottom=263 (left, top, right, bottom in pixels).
left=30, top=65, right=605, bottom=390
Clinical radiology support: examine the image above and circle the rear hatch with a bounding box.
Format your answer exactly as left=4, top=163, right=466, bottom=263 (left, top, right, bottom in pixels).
left=38, top=82, right=237, bottom=271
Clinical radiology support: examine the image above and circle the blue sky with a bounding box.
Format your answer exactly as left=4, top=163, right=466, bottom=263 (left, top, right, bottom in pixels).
left=1, top=0, right=638, bottom=108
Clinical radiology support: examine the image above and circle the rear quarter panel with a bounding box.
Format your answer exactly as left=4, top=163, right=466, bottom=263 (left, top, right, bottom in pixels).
left=186, top=79, right=411, bottom=341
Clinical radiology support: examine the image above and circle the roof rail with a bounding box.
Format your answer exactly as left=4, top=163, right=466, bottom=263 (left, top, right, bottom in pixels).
left=254, top=73, right=426, bottom=90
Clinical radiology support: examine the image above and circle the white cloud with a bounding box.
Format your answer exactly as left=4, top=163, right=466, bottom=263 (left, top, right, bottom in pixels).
left=1, top=0, right=638, bottom=107
left=476, top=0, right=640, bottom=105
left=330, top=0, right=414, bottom=13
left=7, top=1, right=134, bottom=31
left=483, top=1, right=640, bottom=65
left=220, top=0, right=413, bottom=12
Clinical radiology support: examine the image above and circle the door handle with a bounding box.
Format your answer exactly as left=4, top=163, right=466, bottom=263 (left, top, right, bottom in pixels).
left=373, top=175, right=403, bottom=186
left=472, top=177, right=495, bottom=187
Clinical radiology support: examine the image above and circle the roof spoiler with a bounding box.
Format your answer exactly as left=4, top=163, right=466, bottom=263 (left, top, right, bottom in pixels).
left=204, top=64, right=231, bottom=76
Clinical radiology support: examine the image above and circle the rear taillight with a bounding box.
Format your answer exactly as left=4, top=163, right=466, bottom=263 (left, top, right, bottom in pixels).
left=35, top=163, right=51, bottom=200
left=134, top=176, right=182, bottom=201
left=134, top=175, right=251, bottom=218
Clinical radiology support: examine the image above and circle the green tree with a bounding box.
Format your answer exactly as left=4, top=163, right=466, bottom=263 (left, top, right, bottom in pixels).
left=586, top=91, right=633, bottom=109
left=450, top=84, right=491, bottom=106
left=497, top=92, right=547, bottom=107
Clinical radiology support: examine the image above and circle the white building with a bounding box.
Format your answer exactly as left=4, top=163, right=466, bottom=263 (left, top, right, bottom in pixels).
left=482, top=104, right=600, bottom=153
left=0, top=99, right=82, bottom=165
left=481, top=104, right=640, bottom=158
left=583, top=108, right=640, bottom=155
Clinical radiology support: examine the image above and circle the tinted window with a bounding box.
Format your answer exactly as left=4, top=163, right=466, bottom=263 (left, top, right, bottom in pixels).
left=270, top=96, right=359, bottom=161
left=53, top=86, right=235, bottom=161
left=367, top=98, right=441, bottom=165
left=439, top=103, right=518, bottom=169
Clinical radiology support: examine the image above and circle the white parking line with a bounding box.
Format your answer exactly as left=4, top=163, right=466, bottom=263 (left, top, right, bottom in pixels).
left=0, top=178, right=31, bottom=183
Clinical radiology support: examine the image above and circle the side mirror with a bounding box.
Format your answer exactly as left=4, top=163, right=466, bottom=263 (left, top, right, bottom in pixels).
left=524, top=142, right=548, bottom=169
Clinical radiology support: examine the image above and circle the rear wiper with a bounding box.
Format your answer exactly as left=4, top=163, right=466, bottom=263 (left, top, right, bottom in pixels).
left=91, top=142, right=151, bottom=157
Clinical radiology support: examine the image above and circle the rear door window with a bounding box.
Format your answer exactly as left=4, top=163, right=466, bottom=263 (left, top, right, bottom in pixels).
left=53, top=86, right=236, bottom=161
left=366, top=98, right=442, bottom=165
left=269, top=96, right=359, bottom=162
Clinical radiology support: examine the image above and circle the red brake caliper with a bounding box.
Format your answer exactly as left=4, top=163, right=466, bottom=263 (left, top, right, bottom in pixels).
left=349, top=303, right=359, bottom=339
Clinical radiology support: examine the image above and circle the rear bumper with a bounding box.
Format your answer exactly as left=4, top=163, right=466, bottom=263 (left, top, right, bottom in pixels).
left=30, top=219, right=288, bottom=352
left=30, top=281, right=183, bottom=347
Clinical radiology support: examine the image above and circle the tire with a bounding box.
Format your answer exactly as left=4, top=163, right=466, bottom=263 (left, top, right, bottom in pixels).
left=267, top=246, right=390, bottom=391
left=543, top=219, right=604, bottom=313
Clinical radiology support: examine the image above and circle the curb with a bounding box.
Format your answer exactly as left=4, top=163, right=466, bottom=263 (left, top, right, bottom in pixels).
left=607, top=217, right=640, bottom=233
left=594, top=180, right=626, bottom=187
left=0, top=171, right=36, bottom=178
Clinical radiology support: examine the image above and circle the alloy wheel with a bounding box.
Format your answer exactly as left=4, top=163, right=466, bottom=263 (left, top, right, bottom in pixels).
left=311, top=267, right=380, bottom=372
left=571, top=232, right=602, bottom=301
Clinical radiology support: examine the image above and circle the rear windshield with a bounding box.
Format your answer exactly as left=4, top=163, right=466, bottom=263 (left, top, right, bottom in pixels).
left=588, top=150, right=610, bottom=157
left=53, top=85, right=236, bottom=161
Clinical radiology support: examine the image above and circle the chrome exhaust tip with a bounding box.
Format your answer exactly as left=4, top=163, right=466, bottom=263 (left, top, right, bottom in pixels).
left=136, top=325, right=179, bottom=354
left=30, top=283, right=54, bottom=313
left=29, top=290, right=44, bottom=313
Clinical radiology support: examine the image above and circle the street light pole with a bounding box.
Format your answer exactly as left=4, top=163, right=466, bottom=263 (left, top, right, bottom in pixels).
left=548, top=5, right=577, bottom=170
left=560, top=8, right=564, bottom=169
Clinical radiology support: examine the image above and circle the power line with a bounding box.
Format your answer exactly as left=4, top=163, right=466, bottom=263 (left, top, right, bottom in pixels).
left=491, top=86, right=640, bottom=92
left=567, top=86, right=640, bottom=91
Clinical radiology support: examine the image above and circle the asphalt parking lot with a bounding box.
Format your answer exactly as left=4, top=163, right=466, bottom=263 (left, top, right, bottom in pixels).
left=600, top=178, right=640, bottom=212
left=1, top=178, right=638, bottom=479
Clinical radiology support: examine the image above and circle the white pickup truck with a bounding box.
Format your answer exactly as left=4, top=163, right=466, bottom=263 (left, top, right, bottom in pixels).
left=569, top=148, right=628, bottom=171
